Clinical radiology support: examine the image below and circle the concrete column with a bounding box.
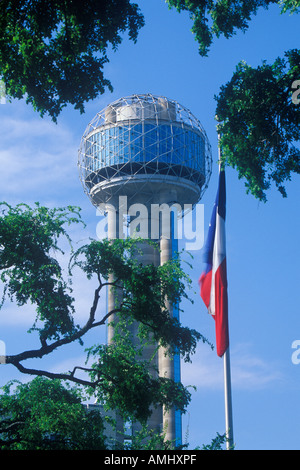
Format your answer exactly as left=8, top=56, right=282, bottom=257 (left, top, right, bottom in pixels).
left=131, top=241, right=162, bottom=438
left=156, top=190, right=179, bottom=444
left=129, top=204, right=162, bottom=437
left=106, top=202, right=124, bottom=444
left=159, top=235, right=176, bottom=443
left=107, top=203, right=120, bottom=345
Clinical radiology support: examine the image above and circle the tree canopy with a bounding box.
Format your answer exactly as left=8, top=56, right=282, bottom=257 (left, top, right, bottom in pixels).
left=166, top=0, right=286, bottom=56
left=0, top=376, right=227, bottom=450
left=0, top=202, right=208, bottom=428
left=0, top=0, right=144, bottom=121
left=0, top=377, right=106, bottom=449
left=0, top=1, right=299, bottom=195
left=167, top=0, right=300, bottom=200
left=1, top=0, right=297, bottom=120
left=215, top=50, right=300, bottom=201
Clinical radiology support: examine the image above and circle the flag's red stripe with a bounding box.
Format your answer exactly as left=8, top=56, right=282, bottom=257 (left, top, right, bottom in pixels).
left=214, top=257, right=229, bottom=357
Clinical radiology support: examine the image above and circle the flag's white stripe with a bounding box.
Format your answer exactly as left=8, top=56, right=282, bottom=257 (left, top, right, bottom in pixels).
left=208, top=211, right=226, bottom=316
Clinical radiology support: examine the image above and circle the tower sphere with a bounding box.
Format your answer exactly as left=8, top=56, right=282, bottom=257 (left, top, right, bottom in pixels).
left=78, top=94, right=212, bottom=208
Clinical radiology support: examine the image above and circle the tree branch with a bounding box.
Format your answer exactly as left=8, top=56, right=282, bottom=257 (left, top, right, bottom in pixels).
left=11, top=360, right=97, bottom=388
left=5, top=282, right=122, bottom=370
left=0, top=421, right=24, bottom=433
left=69, top=365, right=93, bottom=377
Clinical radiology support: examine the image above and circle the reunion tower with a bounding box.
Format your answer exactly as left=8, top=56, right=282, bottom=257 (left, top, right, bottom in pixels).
left=78, top=94, right=212, bottom=446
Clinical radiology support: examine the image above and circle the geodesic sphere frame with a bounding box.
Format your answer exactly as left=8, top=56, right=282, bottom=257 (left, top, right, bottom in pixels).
left=78, top=94, right=212, bottom=208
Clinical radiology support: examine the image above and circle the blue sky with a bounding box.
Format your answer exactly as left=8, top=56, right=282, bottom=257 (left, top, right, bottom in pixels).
left=0, top=0, right=299, bottom=450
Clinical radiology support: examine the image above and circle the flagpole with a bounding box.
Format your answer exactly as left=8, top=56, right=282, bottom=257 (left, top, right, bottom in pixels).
left=223, top=347, right=234, bottom=449
left=217, top=132, right=234, bottom=450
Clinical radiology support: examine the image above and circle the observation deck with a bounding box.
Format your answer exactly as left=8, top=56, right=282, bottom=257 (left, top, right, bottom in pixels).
left=78, top=94, right=212, bottom=207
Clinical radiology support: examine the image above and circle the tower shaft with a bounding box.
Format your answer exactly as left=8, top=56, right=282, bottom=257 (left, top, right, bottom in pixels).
left=159, top=235, right=176, bottom=442
left=106, top=198, right=180, bottom=445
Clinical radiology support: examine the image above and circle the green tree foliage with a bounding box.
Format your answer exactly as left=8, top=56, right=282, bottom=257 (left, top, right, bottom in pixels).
left=0, top=0, right=144, bottom=121
left=0, top=202, right=83, bottom=341
left=116, top=423, right=227, bottom=450
left=0, top=377, right=106, bottom=449
left=166, top=0, right=300, bottom=201
left=215, top=50, right=300, bottom=201
left=72, top=238, right=202, bottom=363
left=0, top=203, right=209, bottom=428
left=2, top=0, right=296, bottom=119
left=85, top=328, right=193, bottom=424
left=166, top=1, right=300, bottom=200
left=0, top=377, right=226, bottom=450
left=166, top=0, right=296, bottom=56
left=2, top=1, right=298, bottom=195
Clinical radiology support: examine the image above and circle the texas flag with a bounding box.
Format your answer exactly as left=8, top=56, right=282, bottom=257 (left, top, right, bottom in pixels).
left=199, top=167, right=229, bottom=357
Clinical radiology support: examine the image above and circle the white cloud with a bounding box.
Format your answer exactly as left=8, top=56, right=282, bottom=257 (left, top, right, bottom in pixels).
left=182, top=342, right=283, bottom=391
left=231, top=343, right=283, bottom=389
left=48, top=354, right=90, bottom=376
left=0, top=296, right=36, bottom=328
left=0, top=115, right=79, bottom=202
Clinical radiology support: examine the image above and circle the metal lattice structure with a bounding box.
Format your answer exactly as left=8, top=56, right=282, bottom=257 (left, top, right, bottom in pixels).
left=78, top=94, right=212, bottom=208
